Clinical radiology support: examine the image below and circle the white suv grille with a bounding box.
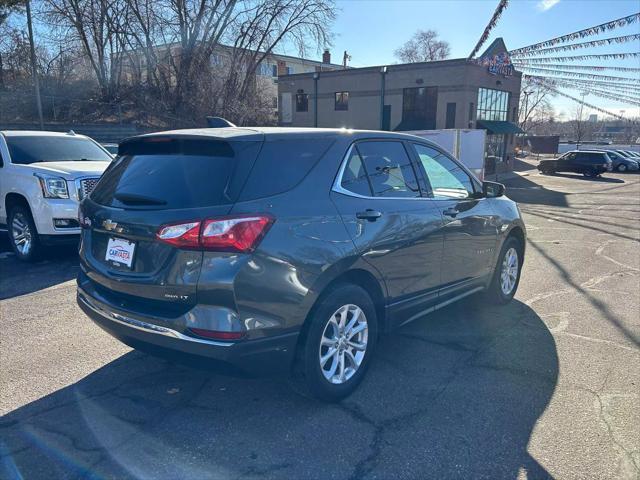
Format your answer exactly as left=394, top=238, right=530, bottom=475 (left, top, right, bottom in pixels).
left=78, top=177, right=100, bottom=200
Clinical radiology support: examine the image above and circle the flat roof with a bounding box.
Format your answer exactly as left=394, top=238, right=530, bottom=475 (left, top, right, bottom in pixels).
left=279, top=56, right=521, bottom=79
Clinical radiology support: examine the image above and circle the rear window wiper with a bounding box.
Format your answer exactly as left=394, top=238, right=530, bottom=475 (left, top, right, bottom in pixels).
left=114, top=192, right=167, bottom=205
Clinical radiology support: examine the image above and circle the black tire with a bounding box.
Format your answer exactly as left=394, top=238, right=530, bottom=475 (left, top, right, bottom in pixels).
left=8, top=205, right=41, bottom=262
left=485, top=236, right=523, bottom=305
left=583, top=169, right=597, bottom=178
left=292, top=284, right=378, bottom=402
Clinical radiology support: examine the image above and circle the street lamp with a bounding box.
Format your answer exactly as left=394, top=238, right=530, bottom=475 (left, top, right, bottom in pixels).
left=313, top=72, right=319, bottom=128
left=380, top=66, right=388, bottom=130
left=521, top=90, right=533, bottom=132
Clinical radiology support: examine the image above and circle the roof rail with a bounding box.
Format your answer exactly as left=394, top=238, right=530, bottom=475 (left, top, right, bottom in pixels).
left=206, top=117, right=237, bottom=128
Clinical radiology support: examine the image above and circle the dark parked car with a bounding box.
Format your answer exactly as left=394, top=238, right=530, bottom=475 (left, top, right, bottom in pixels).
left=77, top=128, right=526, bottom=401
left=620, top=150, right=640, bottom=161
left=599, top=150, right=639, bottom=172
left=538, top=150, right=612, bottom=177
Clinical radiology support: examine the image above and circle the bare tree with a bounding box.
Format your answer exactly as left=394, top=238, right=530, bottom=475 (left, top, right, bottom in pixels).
left=42, top=0, right=130, bottom=100
left=394, top=29, right=450, bottom=63
left=569, top=101, right=595, bottom=146
left=518, top=77, right=555, bottom=133
left=218, top=0, right=334, bottom=122
left=2, top=0, right=335, bottom=126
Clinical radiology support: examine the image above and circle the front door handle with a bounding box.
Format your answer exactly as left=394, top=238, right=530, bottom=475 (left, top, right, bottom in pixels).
left=356, top=209, right=382, bottom=222
left=443, top=207, right=459, bottom=218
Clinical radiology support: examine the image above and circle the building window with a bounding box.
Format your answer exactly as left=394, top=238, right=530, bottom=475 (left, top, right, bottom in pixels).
left=477, top=88, right=510, bottom=168
left=512, top=106, right=517, bottom=122
left=335, top=92, right=349, bottom=111
left=286, top=66, right=294, bottom=75
left=402, top=87, right=438, bottom=130
left=468, top=102, right=475, bottom=124
left=272, top=65, right=278, bottom=77
left=477, top=87, right=509, bottom=121
left=211, top=54, right=223, bottom=66
left=296, top=93, right=308, bottom=112
left=445, top=102, right=456, bottom=129
left=257, top=62, right=275, bottom=76
left=273, top=96, right=278, bottom=109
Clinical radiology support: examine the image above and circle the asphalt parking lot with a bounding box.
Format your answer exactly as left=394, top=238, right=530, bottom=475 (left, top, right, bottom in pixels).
left=1, top=164, right=639, bottom=480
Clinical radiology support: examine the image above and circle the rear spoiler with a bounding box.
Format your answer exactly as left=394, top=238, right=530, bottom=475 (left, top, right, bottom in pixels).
left=118, top=136, right=234, bottom=157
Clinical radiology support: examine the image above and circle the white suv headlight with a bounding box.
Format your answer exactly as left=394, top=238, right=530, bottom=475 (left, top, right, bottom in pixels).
left=35, top=174, right=69, bottom=199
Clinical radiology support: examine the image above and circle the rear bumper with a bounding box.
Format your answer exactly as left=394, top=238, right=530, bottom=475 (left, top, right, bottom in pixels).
left=77, top=286, right=299, bottom=375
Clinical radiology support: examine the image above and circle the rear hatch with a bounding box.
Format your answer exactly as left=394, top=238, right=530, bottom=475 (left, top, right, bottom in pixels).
left=79, top=135, right=262, bottom=310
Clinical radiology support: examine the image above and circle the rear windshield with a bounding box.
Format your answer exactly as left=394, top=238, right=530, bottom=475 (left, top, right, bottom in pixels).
left=90, top=139, right=261, bottom=209
left=6, top=136, right=112, bottom=164
left=238, top=138, right=333, bottom=201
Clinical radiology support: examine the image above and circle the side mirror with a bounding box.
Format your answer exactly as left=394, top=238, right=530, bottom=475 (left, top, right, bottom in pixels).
left=482, top=181, right=505, bottom=198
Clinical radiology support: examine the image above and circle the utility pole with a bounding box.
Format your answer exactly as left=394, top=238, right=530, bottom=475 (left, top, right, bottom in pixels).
left=26, top=0, right=44, bottom=130
left=521, top=90, right=533, bottom=133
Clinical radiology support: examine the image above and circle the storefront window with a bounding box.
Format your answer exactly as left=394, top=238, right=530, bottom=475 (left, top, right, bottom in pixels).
left=477, top=88, right=509, bottom=121
left=477, top=88, right=510, bottom=170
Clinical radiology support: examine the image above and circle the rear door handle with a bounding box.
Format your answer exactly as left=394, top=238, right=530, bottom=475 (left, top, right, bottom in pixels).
left=356, top=209, right=382, bottom=222
left=443, top=207, right=459, bottom=218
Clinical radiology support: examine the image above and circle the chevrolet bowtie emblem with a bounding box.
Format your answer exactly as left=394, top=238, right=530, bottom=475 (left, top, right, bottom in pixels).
left=102, top=219, right=118, bottom=231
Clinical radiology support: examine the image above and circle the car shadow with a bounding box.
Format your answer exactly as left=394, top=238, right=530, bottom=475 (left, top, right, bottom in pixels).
left=542, top=172, right=625, bottom=183
left=0, top=299, right=558, bottom=479
left=502, top=174, right=569, bottom=208
left=0, top=234, right=79, bottom=300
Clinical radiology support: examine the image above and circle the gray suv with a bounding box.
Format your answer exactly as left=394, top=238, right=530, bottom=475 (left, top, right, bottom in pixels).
left=77, top=128, right=526, bottom=401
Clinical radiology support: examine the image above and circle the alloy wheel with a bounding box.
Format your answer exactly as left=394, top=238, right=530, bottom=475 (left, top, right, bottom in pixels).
left=500, top=247, right=519, bottom=296
left=618, top=164, right=627, bottom=172
left=11, top=212, right=32, bottom=256
left=319, top=304, right=368, bottom=384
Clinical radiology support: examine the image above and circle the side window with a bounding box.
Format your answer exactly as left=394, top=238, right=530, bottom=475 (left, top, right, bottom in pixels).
left=412, top=144, right=475, bottom=200
left=239, top=139, right=333, bottom=201
left=356, top=141, right=420, bottom=198
left=340, top=148, right=372, bottom=196
left=0, top=150, right=4, bottom=167
left=564, top=153, right=576, bottom=161
left=577, top=153, right=598, bottom=163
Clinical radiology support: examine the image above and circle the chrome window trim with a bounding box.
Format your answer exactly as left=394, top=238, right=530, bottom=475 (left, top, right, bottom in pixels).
left=331, top=142, right=432, bottom=201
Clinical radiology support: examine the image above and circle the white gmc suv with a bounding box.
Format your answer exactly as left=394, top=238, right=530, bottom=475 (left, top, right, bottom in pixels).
left=0, top=130, right=112, bottom=261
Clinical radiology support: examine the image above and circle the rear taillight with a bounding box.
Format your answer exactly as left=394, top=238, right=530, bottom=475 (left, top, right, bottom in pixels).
left=157, top=221, right=201, bottom=248
left=156, top=215, right=273, bottom=253
left=201, top=216, right=273, bottom=252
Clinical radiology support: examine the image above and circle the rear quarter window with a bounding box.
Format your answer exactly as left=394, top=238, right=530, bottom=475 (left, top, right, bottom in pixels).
left=238, top=138, right=334, bottom=201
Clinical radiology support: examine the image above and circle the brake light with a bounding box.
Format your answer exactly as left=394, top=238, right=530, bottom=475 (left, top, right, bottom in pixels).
left=156, top=215, right=273, bottom=252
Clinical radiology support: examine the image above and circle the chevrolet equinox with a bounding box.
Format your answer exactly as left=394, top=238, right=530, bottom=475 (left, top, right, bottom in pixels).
left=77, top=128, right=526, bottom=401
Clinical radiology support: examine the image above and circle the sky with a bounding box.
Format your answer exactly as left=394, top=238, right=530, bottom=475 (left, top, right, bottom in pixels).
left=286, top=0, right=640, bottom=120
